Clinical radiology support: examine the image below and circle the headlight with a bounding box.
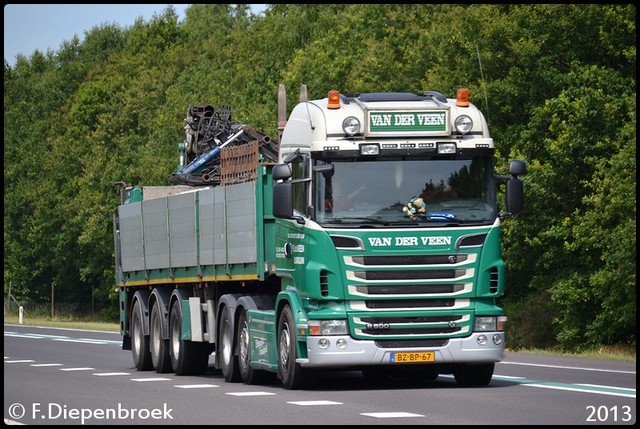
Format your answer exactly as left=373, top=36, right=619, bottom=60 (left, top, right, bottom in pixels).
left=359, top=143, right=380, bottom=156
left=308, top=320, right=348, bottom=336
left=342, top=116, right=361, bottom=135
left=437, top=142, right=457, bottom=154
left=454, top=115, right=473, bottom=134
left=474, top=316, right=507, bottom=332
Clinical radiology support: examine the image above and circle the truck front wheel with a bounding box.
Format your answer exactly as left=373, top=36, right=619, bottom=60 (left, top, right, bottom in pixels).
left=454, top=363, right=494, bottom=386
left=277, top=305, right=308, bottom=390
left=131, top=299, right=152, bottom=371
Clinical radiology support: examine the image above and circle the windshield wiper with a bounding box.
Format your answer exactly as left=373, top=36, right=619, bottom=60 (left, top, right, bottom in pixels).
left=326, top=217, right=390, bottom=226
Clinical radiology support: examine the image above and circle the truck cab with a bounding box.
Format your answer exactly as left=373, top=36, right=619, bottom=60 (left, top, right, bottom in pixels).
left=269, top=88, right=525, bottom=388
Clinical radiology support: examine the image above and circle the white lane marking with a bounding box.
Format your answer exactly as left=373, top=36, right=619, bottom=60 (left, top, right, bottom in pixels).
left=499, top=361, right=635, bottom=375
left=93, top=372, right=131, bottom=376
left=53, top=338, right=113, bottom=345
left=130, top=377, right=172, bottom=382
left=361, top=412, right=424, bottom=418
left=5, top=331, right=120, bottom=345
left=287, top=400, right=343, bottom=406
left=174, top=384, right=219, bottom=389
left=60, top=367, right=95, bottom=371
left=5, top=360, right=35, bottom=363
left=492, top=375, right=636, bottom=398
left=30, top=363, right=63, bottom=367
left=225, top=391, right=276, bottom=396
left=577, top=383, right=636, bottom=393
left=521, top=383, right=636, bottom=398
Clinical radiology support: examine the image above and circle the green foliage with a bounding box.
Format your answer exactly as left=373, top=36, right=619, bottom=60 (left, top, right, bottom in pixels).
left=3, top=4, right=635, bottom=351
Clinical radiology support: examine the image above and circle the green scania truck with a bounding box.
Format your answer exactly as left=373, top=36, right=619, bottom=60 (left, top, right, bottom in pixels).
left=113, top=85, right=526, bottom=389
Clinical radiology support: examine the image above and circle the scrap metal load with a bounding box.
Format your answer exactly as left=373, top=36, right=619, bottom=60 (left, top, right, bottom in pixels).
left=169, top=104, right=278, bottom=186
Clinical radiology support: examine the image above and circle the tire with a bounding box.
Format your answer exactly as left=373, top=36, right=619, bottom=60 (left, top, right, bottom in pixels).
left=237, top=308, right=269, bottom=385
left=131, top=299, right=153, bottom=371
left=219, top=305, right=241, bottom=382
left=169, top=300, right=209, bottom=375
left=454, top=363, right=494, bottom=387
left=150, top=303, right=172, bottom=373
left=277, top=305, right=308, bottom=390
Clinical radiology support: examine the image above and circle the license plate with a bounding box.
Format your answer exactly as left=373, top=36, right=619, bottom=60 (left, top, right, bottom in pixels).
left=391, top=351, right=435, bottom=363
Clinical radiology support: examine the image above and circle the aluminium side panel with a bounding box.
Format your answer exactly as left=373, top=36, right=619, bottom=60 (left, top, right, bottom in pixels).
left=142, top=198, right=170, bottom=270
left=169, top=192, right=198, bottom=268
left=226, top=182, right=257, bottom=264
left=213, top=186, right=227, bottom=265
left=198, top=188, right=215, bottom=266
left=118, top=203, right=145, bottom=272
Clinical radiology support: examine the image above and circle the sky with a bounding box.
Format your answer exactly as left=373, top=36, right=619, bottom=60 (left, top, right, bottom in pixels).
left=4, top=4, right=267, bottom=67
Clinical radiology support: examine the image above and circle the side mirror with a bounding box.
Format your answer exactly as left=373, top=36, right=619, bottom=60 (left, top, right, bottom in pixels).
left=273, top=182, right=294, bottom=219
left=508, top=159, right=527, bottom=176
left=498, top=159, right=526, bottom=217
left=273, top=163, right=292, bottom=181
left=506, top=177, right=524, bottom=215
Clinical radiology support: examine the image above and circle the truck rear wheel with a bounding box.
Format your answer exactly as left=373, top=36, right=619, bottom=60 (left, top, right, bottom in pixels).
left=454, top=363, right=494, bottom=386
left=277, top=305, right=308, bottom=390
left=131, top=299, right=152, bottom=371
left=219, top=305, right=241, bottom=382
left=169, top=300, right=209, bottom=375
left=150, top=303, right=172, bottom=373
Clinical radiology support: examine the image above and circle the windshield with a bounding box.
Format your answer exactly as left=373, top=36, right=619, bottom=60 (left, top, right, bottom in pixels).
left=314, top=157, right=496, bottom=226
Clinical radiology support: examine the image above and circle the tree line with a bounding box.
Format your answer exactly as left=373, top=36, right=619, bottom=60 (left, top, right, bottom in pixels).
left=4, top=4, right=635, bottom=352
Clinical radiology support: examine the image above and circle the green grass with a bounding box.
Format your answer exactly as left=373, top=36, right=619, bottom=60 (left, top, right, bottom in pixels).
left=506, top=345, right=636, bottom=363
left=4, top=315, right=635, bottom=363
left=4, top=314, right=119, bottom=332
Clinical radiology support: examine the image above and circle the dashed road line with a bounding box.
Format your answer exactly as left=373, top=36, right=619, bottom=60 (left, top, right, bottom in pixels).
left=361, top=412, right=424, bottom=418
left=287, top=400, right=343, bottom=406
left=131, top=377, right=172, bottom=382
left=225, top=391, right=276, bottom=396
left=175, top=384, right=220, bottom=389
left=59, top=367, right=95, bottom=371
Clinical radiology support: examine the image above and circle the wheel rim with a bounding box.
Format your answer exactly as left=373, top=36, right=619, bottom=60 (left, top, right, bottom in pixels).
left=132, top=312, right=141, bottom=355
left=221, top=319, right=232, bottom=365
left=170, top=314, right=180, bottom=360
left=279, top=321, right=291, bottom=373
left=239, top=320, right=249, bottom=369
left=151, top=311, right=160, bottom=361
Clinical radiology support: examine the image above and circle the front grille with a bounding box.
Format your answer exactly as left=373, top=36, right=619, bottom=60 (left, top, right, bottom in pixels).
left=360, top=315, right=459, bottom=324
left=366, top=299, right=454, bottom=309
left=354, top=283, right=464, bottom=295
left=363, top=326, right=459, bottom=335
left=344, top=250, right=478, bottom=340
left=352, top=313, right=471, bottom=338
left=376, top=339, right=449, bottom=348
left=353, top=269, right=465, bottom=280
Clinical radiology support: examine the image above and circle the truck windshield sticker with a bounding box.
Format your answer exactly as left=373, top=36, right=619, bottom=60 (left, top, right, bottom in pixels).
left=369, top=111, right=447, bottom=133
